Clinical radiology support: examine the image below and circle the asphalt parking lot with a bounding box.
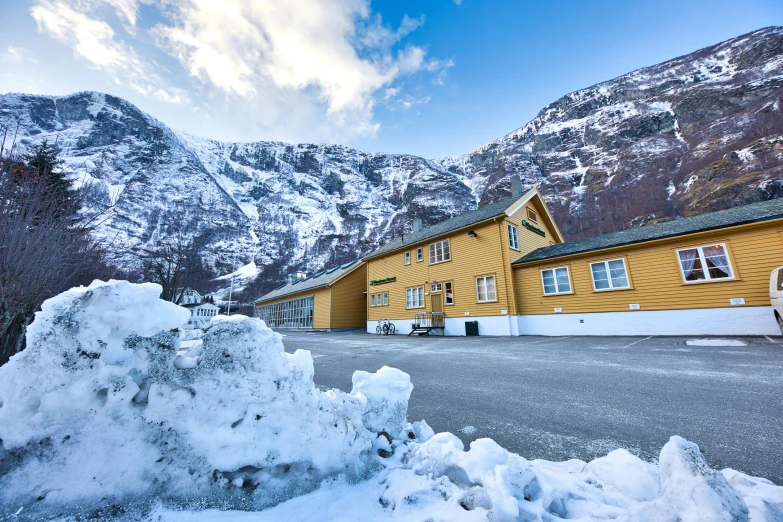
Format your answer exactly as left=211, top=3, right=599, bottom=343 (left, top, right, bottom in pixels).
left=280, top=330, right=783, bottom=484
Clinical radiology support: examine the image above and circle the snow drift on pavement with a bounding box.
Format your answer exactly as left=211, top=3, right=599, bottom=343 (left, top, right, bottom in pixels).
left=0, top=280, right=781, bottom=521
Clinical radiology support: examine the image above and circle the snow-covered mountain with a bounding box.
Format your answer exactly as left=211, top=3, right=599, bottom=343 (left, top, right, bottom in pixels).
left=1, top=27, right=781, bottom=294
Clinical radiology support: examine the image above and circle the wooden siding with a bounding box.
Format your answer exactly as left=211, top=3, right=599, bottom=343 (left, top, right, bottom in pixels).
left=502, top=199, right=561, bottom=314
left=505, top=200, right=560, bottom=262
left=330, top=264, right=368, bottom=328
left=512, top=220, right=783, bottom=315
left=367, top=218, right=513, bottom=322
left=253, top=286, right=331, bottom=328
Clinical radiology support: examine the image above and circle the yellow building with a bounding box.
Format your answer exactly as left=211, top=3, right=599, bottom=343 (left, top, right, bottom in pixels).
left=511, top=198, right=783, bottom=336
left=362, top=188, right=563, bottom=336
left=254, top=185, right=783, bottom=337
left=253, top=260, right=367, bottom=330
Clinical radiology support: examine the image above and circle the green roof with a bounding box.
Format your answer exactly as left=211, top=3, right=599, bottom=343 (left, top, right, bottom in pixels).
left=513, top=198, right=783, bottom=265
left=364, top=196, right=520, bottom=260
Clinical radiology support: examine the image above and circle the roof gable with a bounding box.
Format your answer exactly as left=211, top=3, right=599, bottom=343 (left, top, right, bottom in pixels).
left=364, top=189, right=550, bottom=260
left=503, top=187, right=564, bottom=243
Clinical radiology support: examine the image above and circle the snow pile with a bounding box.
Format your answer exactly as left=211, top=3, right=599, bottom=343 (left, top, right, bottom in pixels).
left=686, top=339, right=748, bottom=347
left=0, top=280, right=410, bottom=518
left=1, top=280, right=782, bottom=520
left=154, top=435, right=782, bottom=521
left=351, top=366, right=413, bottom=437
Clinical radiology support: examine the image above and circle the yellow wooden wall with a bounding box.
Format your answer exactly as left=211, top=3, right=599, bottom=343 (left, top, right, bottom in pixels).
left=330, top=264, right=368, bottom=328
left=501, top=199, right=561, bottom=314
left=512, top=220, right=783, bottom=315
left=253, top=286, right=331, bottom=328
left=504, top=200, right=560, bottom=262
left=367, top=219, right=514, bottom=321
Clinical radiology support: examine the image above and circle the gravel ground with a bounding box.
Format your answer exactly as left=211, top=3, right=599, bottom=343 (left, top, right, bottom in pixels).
left=280, top=330, right=783, bottom=484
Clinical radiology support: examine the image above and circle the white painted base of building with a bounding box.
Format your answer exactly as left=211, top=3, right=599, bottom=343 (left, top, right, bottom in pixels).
left=366, top=315, right=519, bottom=336
left=366, top=307, right=780, bottom=337
left=515, top=306, right=780, bottom=337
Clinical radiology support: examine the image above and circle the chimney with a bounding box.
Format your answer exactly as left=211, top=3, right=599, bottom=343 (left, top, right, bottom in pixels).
left=511, top=175, right=522, bottom=197
left=412, top=218, right=423, bottom=232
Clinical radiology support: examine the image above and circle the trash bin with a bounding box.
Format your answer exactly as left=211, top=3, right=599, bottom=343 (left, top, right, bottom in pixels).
left=465, top=321, right=479, bottom=336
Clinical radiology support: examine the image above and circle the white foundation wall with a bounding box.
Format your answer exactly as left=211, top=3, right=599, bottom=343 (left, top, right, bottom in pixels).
left=515, top=306, right=780, bottom=336
left=366, top=315, right=517, bottom=336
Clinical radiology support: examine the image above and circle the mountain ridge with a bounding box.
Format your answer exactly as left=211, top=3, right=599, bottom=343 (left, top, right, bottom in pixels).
left=1, top=26, right=781, bottom=296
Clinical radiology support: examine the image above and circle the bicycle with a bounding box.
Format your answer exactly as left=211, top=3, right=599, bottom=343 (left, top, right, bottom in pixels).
left=376, top=319, right=396, bottom=335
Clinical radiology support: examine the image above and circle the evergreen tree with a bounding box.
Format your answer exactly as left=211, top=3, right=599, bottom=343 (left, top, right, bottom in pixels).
left=23, top=140, right=77, bottom=216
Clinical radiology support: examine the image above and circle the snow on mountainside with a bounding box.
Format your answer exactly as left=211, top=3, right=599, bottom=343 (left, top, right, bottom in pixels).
left=465, top=26, right=783, bottom=238
left=1, top=27, right=782, bottom=294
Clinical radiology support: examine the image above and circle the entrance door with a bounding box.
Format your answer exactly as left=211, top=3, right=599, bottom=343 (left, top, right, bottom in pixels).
left=430, top=293, right=444, bottom=327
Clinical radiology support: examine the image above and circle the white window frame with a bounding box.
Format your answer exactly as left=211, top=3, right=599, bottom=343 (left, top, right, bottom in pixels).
left=676, top=243, right=735, bottom=283
left=444, top=281, right=454, bottom=305
left=406, top=286, right=425, bottom=309
left=371, top=292, right=388, bottom=307
left=527, top=208, right=538, bottom=224
left=416, top=247, right=423, bottom=262
left=428, top=239, right=451, bottom=265
left=430, top=282, right=442, bottom=292
left=541, top=266, right=572, bottom=295
left=475, top=275, right=497, bottom=303
left=507, top=223, right=519, bottom=250
left=404, top=251, right=410, bottom=265
left=589, top=258, right=631, bottom=291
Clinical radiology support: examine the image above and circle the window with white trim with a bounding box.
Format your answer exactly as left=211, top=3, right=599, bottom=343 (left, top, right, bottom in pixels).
left=417, top=247, right=423, bottom=262
left=370, top=292, right=389, bottom=307
left=429, top=239, right=451, bottom=264
left=541, top=267, right=571, bottom=295
left=475, top=275, right=497, bottom=303
left=590, top=258, right=630, bottom=290
left=677, top=244, right=734, bottom=282
left=404, top=251, right=410, bottom=265
left=406, top=287, right=424, bottom=308
left=444, top=281, right=454, bottom=305
left=430, top=282, right=442, bottom=292
left=527, top=208, right=538, bottom=223
left=507, top=223, right=519, bottom=250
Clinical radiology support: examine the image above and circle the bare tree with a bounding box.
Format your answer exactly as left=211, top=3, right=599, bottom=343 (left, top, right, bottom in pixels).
left=140, top=233, right=209, bottom=303
left=0, top=153, right=112, bottom=364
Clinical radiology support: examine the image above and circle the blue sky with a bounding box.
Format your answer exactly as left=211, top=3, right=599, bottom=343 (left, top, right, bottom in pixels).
left=0, top=0, right=781, bottom=157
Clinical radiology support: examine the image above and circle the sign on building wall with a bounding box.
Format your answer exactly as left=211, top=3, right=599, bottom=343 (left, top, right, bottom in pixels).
left=369, top=277, right=397, bottom=286
left=521, top=220, right=546, bottom=237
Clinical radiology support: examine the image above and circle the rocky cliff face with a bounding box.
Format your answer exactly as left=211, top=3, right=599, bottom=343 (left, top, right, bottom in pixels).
left=452, top=26, right=783, bottom=239
left=1, top=27, right=781, bottom=294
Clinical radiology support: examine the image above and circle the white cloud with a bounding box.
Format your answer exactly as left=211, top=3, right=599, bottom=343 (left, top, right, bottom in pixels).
left=152, top=1, right=441, bottom=115
left=0, top=46, right=38, bottom=64
left=104, top=0, right=139, bottom=27
left=28, top=0, right=451, bottom=143
left=399, top=95, right=430, bottom=110
left=31, top=0, right=187, bottom=103
left=453, top=0, right=462, bottom=5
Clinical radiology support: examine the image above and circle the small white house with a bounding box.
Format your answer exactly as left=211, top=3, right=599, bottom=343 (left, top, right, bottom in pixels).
left=176, top=289, right=204, bottom=305
left=182, top=302, right=220, bottom=329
